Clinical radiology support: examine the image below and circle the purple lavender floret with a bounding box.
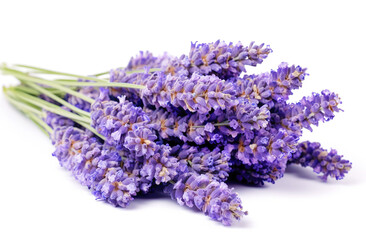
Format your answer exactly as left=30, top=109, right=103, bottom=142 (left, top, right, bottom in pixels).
left=166, top=172, right=246, bottom=226
left=190, top=147, right=231, bottom=181
left=141, top=72, right=236, bottom=114
left=44, top=109, right=74, bottom=129
left=224, top=98, right=270, bottom=134
left=51, top=126, right=142, bottom=207
left=147, top=108, right=213, bottom=145
left=91, top=89, right=153, bottom=151
left=222, top=127, right=296, bottom=185
left=126, top=51, right=171, bottom=71
left=51, top=126, right=87, bottom=170
left=179, top=40, right=272, bottom=78
left=233, top=128, right=298, bottom=165
left=171, top=144, right=231, bottom=181
left=124, top=125, right=157, bottom=158
left=140, top=144, right=179, bottom=184
left=268, top=62, right=307, bottom=101
left=92, top=167, right=138, bottom=207
left=289, top=141, right=352, bottom=181
left=274, top=90, right=342, bottom=134
left=232, top=63, right=307, bottom=107
left=230, top=157, right=287, bottom=185
left=147, top=98, right=270, bottom=146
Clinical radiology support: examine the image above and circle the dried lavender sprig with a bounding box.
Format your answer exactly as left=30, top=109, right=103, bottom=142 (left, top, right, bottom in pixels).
left=170, top=144, right=232, bottom=182
left=147, top=98, right=270, bottom=146
left=230, top=127, right=298, bottom=166
left=164, top=40, right=272, bottom=78
left=230, top=156, right=288, bottom=185
left=147, top=108, right=209, bottom=145
left=273, top=90, right=342, bottom=135
left=52, top=126, right=140, bottom=207
left=126, top=51, right=171, bottom=71
left=289, top=141, right=351, bottom=181
left=141, top=72, right=237, bottom=114
left=232, top=62, right=308, bottom=108
left=165, top=172, right=246, bottom=226
left=140, top=144, right=179, bottom=185
left=91, top=88, right=154, bottom=152
left=216, top=98, right=271, bottom=138
left=225, top=126, right=298, bottom=185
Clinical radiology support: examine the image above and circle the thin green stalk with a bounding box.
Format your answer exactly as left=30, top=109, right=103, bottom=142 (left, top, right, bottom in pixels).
left=1, top=67, right=95, bottom=103
left=3, top=88, right=51, bottom=136
left=24, top=82, right=91, bottom=118
left=27, top=113, right=49, bottom=136
left=15, top=64, right=108, bottom=83
left=4, top=90, right=45, bottom=117
left=26, top=112, right=53, bottom=135
left=13, top=85, right=40, bottom=96
left=2, top=66, right=145, bottom=93
left=12, top=90, right=91, bottom=124
left=14, top=84, right=69, bottom=98
left=47, top=80, right=145, bottom=89
left=93, top=67, right=160, bottom=77
left=6, top=87, right=43, bottom=112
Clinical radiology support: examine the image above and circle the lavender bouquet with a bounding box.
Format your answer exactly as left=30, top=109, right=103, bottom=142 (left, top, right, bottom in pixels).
left=0, top=40, right=351, bottom=226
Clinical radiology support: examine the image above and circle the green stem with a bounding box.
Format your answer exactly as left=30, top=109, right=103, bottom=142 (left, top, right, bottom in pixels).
left=15, top=84, right=72, bottom=97
left=4, top=89, right=45, bottom=117
left=94, top=67, right=160, bottom=77
left=12, top=90, right=91, bottom=124
left=47, top=80, right=145, bottom=89
left=13, top=85, right=40, bottom=96
left=26, top=112, right=53, bottom=135
left=27, top=113, right=49, bottom=136
left=3, top=88, right=52, bottom=136
left=1, top=67, right=95, bottom=103
left=15, top=64, right=108, bottom=83
left=24, top=82, right=91, bottom=118
left=2, top=66, right=145, bottom=93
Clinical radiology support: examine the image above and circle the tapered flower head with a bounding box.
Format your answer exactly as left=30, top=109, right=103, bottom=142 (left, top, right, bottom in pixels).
left=290, top=141, right=351, bottom=181
left=167, top=172, right=246, bottom=226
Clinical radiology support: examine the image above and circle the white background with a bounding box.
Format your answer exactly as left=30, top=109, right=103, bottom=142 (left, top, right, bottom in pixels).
left=0, top=0, right=365, bottom=239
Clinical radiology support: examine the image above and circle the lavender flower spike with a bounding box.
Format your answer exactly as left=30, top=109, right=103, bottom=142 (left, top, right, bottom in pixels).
left=171, top=144, right=232, bottom=181
left=141, top=72, right=236, bottom=114
left=91, top=88, right=156, bottom=155
left=289, top=141, right=352, bottom=181
left=44, top=109, right=74, bottom=129
left=126, top=51, right=171, bottom=71
left=277, top=90, right=342, bottom=134
left=167, top=172, right=246, bottom=226
left=52, top=126, right=140, bottom=207
left=183, top=40, right=272, bottom=78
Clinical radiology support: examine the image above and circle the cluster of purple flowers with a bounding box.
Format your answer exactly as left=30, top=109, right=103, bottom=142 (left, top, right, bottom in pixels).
left=289, top=141, right=352, bottom=181
left=32, top=40, right=350, bottom=226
